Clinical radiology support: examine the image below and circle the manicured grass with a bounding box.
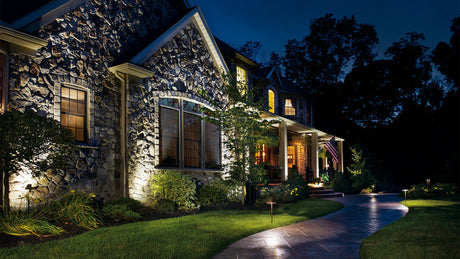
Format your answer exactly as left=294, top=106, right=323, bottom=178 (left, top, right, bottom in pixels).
left=361, top=199, right=460, bottom=259
left=0, top=198, right=342, bottom=259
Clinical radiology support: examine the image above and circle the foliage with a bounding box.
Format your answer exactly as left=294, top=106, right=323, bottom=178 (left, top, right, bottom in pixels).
left=259, top=185, right=292, bottom=204
left=102, top=204, right=141, bottom=222
left=320, top=173, right=329, bottom=183
left=154, top=198, right=177, bottom=212
left=347, top=145, right=375, bottom=190
left=150, top=171, right=199, bottom=210
left=432, top=17, right=459, bottom=89
left=331, top=173, right=355, bottom=194
left=285, top=167, right=308, bottom=199
left=238, top=40, right=262, bottom=61
left=198, top=180, right=229, bottom=206
left=45, top=190, right=102, bottom=229
left=0, top=199, right=342, bottom=258
left=199, top=73, right=278, bottom=203
left=0, top=210, right=64, bottom=237
left=105, top=197, right=142, bottom=211
left=406, top=183, right=458, bottom=199
left=0, top=109, right=75, bottom=211
left=311, top=178, right=321, bottom=184
left=284, top=13, right=378, bottom=94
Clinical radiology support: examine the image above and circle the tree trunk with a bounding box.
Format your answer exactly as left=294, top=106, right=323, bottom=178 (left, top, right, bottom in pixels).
left=2, top=171, right=8, bottom=213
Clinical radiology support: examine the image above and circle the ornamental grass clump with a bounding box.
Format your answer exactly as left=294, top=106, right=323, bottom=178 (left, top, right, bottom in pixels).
left=150, top=171, right=199, bottom=210
left=0, top=210, right=64, bottom=237
left=45, top=190, right=102, bottom=229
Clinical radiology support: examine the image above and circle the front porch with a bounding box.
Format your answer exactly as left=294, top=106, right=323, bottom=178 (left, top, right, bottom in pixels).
left=259, top=112, right=344, bottom=182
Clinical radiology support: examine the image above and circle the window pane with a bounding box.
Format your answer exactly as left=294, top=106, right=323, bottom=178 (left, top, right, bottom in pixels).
left=159, top=107, right=179, bottom=167
left=183, top=100, right=200, bottom=113
left=268, top=90, right=275, bottom=113
left=285, top=99, right=296, bottom=116
left=61, top=86, right=87, bottom=142
left=159, top=98, right=179, bottom=108
left=205, top=122, right=220, bottom=169
left=184, top=113, right=200, bottom=168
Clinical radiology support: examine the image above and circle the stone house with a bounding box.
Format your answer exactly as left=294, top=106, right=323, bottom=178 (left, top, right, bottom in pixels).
left=0, top=0, right=343, bottom=209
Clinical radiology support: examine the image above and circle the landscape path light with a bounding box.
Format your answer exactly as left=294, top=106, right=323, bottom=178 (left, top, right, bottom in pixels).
left=267, top=201, right=276, bottom=223
left=402, top=189, right=408, bottom=203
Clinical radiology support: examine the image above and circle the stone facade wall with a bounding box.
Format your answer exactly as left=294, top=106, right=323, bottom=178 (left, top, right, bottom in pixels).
left=126, top=22, right=225, bottom=202
left=6, top=0, right=186, bottom=208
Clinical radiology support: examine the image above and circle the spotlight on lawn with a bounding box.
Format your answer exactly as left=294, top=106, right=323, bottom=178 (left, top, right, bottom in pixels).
left=402, top=189, right=408, bottom=203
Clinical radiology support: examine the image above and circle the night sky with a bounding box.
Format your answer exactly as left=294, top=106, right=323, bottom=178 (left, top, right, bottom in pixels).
left=189, top=0, right=460, bottom=63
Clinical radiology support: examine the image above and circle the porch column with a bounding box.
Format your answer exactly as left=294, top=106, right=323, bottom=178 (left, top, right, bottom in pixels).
left=337, top=140, right=344, bottom=172
left=311, top=132, right=319, bottom=178
left=279, top=122, right=288, bottom=180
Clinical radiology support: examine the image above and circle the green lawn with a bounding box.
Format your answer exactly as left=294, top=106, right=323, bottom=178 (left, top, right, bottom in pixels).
left=361, top=199, right=460, bottom=259
left=0, top=198, right=342, bottom=259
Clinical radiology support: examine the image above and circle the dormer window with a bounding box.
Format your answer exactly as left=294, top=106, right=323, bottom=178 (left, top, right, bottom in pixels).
left=268, top=89, right=275, bottom=113
left=284, top=99, right=296, bottom=116
left=236, top=65, right=247, bottom=95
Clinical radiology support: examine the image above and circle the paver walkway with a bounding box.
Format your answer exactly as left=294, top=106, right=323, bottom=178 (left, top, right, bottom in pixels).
left=213, top=194, right=408, bottom=259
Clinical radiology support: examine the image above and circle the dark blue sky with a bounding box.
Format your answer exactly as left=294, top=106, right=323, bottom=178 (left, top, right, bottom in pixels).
left=189, top=0, right=459, bottom=63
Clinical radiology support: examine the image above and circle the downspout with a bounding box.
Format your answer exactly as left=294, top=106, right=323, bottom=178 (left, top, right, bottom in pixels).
left=114, top=71, right=129, bottom=198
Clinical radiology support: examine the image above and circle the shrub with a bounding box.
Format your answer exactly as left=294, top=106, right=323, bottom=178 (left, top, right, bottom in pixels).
left=286, top=167, right=308, bottom=199
left=198, top=181, right=228, bottom=206
left=155, top=199, right=177, bottom=212
left=0, top=210, right=64, bottom=237
left=150, top=171, right=199, bottom=210
left=406, top=183, right=458, bottom=199
left=45, top=190, right=102, bottom=229
left=105, top=197, right=142, bottom=211
left=102, top=204, right=141, bottom=222
left=259, top=185, right=292, bottom=203
left=331, top=173, right=355, bottom=194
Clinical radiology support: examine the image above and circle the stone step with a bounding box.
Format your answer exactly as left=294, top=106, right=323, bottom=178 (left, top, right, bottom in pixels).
left=310, top=188, right=335, bottom=194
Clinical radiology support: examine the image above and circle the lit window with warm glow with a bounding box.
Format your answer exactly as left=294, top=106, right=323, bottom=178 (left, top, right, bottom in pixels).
left=287, top=146, right=296, bottom=168
left=256, top=144, right=269, bottom=164
left=236, top=65, right=247, bottom=95
left=0, top=52, right=5, bottom=113
left=61, top=86, right=87, bottom=142
left=159, top=98, right=221, bottom=169
left=284, top=99, right=296, bottom=116
left=268, top=89, right=275, bottom=113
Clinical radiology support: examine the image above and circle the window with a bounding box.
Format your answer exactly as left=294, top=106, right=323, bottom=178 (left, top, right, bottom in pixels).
left=159, top=98, right=221, bottom=169
left=287, top=146, right=296, bottom=168
left=61, top=86, right=87, bottom=142
left=284, top=99, right=296, bottom=116
left=236, top=65, right=247, bottom=95
left=0, top=52, right=5, bottom=113
left=268, top=89, right=275, bottom=113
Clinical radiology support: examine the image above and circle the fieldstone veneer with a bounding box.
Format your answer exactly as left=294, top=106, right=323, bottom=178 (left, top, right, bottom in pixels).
left=7, top=0, right=190, bottom=208
left=127, top=22, right=225, bottom=202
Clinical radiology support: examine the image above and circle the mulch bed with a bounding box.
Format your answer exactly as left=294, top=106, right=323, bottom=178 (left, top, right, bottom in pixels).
left=0, top=207, right=196, bottom=249
left=0, top=202, right=261, bottom=249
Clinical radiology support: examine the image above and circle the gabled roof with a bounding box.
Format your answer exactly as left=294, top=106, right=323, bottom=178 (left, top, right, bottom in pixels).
left=214, top=37, right=259, bottom=69
left=8, top=0, right=86, bottom=33
left=129, top=6, right=229, bottom=75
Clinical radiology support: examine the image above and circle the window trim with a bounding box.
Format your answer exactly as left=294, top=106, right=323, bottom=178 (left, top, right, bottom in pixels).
left=158, top=97, right=221, bottom=170
left=60, top=84, right=90, bottom=144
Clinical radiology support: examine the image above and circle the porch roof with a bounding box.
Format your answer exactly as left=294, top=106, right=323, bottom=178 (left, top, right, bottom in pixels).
left=260, top=112, right=345, bottom=144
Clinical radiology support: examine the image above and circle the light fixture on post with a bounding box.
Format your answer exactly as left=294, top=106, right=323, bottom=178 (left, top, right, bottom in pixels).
left=402, top=189, right=408, bottom=203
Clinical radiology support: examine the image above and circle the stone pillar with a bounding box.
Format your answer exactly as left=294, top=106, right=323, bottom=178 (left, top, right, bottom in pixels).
left=338, top=140, right=344, bottom=173
left=311, top=132, right=319, bottom=178
left=279, top=122, right=288, bottom=180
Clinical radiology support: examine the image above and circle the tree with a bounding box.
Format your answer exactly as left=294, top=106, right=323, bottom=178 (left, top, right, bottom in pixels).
left=432, top=17, right=460, bottom=89
left=238, top=41, right=262, bottom=62
left=199, top=74, right=278, bottom=204
left=282, top=13, right=378, bottom=134
left=0, top=109, right=74, bottom=211
left=284, top=13, right=378, bottom=93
